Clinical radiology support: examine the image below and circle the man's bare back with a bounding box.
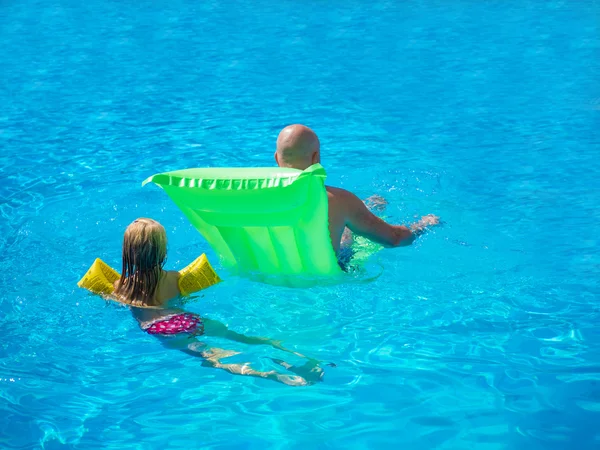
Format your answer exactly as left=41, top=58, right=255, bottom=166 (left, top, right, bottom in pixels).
left=275, top=124, right=440, bottom=258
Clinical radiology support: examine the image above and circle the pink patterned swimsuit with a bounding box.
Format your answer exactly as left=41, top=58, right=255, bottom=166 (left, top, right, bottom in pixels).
left=144, top=313, right=203, bottom=336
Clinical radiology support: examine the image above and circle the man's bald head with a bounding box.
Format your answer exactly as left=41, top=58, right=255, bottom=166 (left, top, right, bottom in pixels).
left=275, top=124, right=321, bottom=170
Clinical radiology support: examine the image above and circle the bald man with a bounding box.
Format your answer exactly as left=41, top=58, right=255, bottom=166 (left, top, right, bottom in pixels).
left=275, top=124, right=440, bottom=268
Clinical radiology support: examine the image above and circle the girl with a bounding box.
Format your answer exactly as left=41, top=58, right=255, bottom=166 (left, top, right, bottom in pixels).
left=111, top=218, right=324, bottom=386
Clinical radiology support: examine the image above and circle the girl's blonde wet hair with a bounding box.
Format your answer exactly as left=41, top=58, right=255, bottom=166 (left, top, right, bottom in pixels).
left=114, top=218, right=167, bottom=306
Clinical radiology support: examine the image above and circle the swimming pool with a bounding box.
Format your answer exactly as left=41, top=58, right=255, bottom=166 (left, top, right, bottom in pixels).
left=1, top=0, right=599, bottom=448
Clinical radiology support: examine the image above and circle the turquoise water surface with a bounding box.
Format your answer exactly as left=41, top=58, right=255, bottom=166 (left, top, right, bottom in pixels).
left=1, top=0, right=599, bottom=448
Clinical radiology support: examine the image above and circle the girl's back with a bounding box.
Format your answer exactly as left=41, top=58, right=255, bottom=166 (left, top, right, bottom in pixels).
left=154, top=270, right=181, bottom=305
left=113, top=218, right=180, bottom=308
left=114, top=269, right=180, bottom=307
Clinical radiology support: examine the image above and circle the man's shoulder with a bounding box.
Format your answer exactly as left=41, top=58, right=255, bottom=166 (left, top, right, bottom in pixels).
left=326, top=185, right=352, bottom=197
left=325, top=186, right=362, bottom=213
left=326, top=185, right=360, bottom=200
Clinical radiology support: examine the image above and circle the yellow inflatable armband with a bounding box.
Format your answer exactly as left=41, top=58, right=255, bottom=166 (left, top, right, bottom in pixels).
left=177, top=254, right=221, bottom=296
left=77, top=254, right=220, bottom=296
left=77, top=258, right=120, bottom=295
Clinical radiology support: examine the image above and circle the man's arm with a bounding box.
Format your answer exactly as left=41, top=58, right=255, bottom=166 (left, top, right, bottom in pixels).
left=342, top=190, right=439, bottom=247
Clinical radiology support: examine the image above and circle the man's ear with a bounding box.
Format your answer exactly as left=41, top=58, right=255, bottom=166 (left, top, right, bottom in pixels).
left=274, top=152, right=280, bottom=166
left=312, top=151, right=320, bottom=164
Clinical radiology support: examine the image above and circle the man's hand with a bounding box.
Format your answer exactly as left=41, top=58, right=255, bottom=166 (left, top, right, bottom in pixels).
left=418, top=214, right=440, bottom=227
left=364, top=194, right=388, bottom=212
left=410, top=214, right=440, bottom=236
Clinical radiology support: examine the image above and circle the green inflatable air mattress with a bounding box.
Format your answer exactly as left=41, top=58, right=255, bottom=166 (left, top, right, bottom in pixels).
left=143, top=164, right=344, bottom=284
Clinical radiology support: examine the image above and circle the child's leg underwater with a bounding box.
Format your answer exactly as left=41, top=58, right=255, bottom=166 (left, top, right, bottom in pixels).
left=185, top=341, right=308, bottom=386
left=202, top=318, right=307, bottom=358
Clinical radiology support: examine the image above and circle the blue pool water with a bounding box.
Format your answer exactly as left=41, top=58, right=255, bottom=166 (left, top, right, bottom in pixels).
left=1, top=0, right=599, bottom=448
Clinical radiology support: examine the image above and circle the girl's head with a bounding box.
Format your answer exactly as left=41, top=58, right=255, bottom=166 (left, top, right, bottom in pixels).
left=115, top=218, right=167, bottom=305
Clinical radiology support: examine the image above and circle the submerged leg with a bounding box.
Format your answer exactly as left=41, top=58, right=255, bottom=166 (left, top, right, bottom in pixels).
left=179, top=341, right=306, bottom=386
left=202, top=318, right=307, bottom=358
left=156, top=330, right=316, bottom=386
left=268, top=357, right=328, bottom=385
